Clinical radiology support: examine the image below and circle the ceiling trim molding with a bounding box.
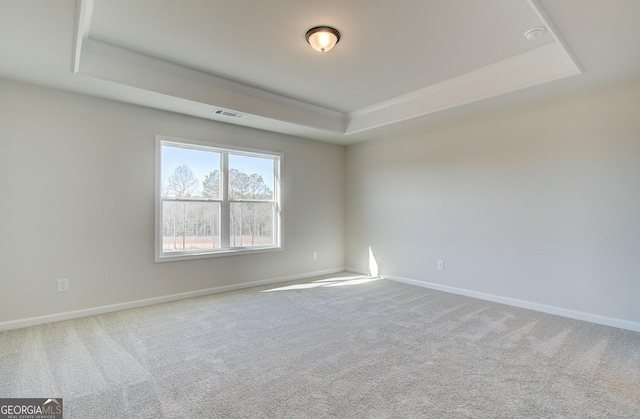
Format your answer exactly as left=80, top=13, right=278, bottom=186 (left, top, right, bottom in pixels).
left=345, top=42, right=581, bottom=134
left=527, top=0, right=583, bottom=74
left=345, top=0, right=582, bottom=134
left=72, top=0, right=93, bottom=74
left=72, top=0, right=582, bottom=140
left=79, top=39, right=347, bottom=133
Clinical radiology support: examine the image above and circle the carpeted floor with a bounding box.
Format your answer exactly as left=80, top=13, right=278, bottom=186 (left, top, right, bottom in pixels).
left=1, top=272, right=639, bottom=418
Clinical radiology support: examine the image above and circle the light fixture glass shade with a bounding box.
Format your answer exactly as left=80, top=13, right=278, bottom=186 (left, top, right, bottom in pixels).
left=305, top=26, right=340, bottom=52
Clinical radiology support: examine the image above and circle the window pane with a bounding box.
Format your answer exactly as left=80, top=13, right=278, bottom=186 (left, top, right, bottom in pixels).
left=157, top=137, right=281, bottom=261
left=230, top=202, right=274, bottom=247
left=162, top=145, right=221, bottom=199
left=228, top=154, right=274, bottom=200
left=162, top=201, right=220, bottom=251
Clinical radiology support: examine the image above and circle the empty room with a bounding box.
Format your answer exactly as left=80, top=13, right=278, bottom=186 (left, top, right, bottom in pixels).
left=1, top=0, right=639, bottom=417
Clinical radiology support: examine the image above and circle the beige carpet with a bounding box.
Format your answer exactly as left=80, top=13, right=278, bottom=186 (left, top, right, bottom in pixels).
left=1, top=273, right=639, bottom=418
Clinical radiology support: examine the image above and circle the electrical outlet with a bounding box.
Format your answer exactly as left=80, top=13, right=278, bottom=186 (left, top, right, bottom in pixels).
left=57, top=278, right=69, bottom=292
left=313, top=252, right=318, bottom=260
left=437, top=260, right=444, bottom=270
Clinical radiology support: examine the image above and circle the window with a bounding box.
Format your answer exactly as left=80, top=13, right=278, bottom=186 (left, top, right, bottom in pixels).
left=156, top=136, right=281, bottom=261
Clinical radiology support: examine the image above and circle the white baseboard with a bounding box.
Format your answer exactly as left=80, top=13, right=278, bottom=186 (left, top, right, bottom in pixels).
left=0, top=267, right=346, bottom=332
left=385, top=274, right=640, bottom=333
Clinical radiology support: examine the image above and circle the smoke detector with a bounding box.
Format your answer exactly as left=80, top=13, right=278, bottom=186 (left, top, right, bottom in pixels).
left=524, top=27, right=545, bottom=41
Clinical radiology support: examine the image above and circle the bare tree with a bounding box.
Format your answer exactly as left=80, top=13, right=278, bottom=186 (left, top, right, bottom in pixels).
left=229, top=169, right=249, bottom=246
left=164, top=164, right=197, bottom=198
left=228, top=169, right=273, bottom=246
left=164, top=165, right=198, bottom=249
left=201, top=170, right=221, bottom=247
left=248, top=174, right=270, bottom=244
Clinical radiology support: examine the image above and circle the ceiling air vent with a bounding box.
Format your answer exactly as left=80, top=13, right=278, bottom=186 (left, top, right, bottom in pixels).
left=213, top=109, right=245, bottom=119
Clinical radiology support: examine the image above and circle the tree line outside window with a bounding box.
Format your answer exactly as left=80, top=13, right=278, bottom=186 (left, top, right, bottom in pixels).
left=158, top=139, right=280, bottom=259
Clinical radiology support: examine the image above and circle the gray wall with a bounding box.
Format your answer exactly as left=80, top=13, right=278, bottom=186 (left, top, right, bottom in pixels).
left=346, top=80, right=640, bottom=324
left=3, top=76, right=639, bottom=327
left=0, top=79, right=346, bottom=323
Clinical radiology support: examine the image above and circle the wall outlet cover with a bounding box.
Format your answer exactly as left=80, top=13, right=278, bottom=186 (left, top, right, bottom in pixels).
left=57, top=278, right=69, bottom=292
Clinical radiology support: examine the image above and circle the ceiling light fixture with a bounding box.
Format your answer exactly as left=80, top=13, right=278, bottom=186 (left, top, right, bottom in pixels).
left=305, top=26, right=340, bottom=52
left=524, top=27, right=545, bottom=41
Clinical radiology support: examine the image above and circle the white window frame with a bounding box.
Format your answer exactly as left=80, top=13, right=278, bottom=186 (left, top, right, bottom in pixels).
left=155, top=135, right=282, bottom=262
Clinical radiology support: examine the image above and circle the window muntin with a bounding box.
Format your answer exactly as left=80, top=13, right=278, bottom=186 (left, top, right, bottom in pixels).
left=156, top=137, right=281, bottom=261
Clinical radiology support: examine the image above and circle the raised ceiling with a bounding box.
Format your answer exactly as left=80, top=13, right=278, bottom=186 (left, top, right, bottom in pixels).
left=89, top=0, right=553, bottom=113
left=1, top=1, right=639, bottom=144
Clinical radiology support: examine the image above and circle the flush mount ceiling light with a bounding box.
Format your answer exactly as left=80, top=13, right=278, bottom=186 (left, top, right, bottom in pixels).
left=305, top=26, right=341, bottom=52
left=524, top=26, right=545, bottom=41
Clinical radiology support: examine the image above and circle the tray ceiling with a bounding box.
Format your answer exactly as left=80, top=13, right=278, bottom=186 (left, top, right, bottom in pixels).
left=88, top=0, right=555, bottom=113
left=7, top=1, right=640, bottom=144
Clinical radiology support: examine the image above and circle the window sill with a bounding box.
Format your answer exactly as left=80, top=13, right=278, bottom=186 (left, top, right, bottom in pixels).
left=155, top=245, right=282, bottom=263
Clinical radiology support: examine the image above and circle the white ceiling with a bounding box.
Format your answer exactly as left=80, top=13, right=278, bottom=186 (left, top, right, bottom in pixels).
left=89, top=0, right=553, bottom=113
left=1, top=0, right=639, bottom=144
